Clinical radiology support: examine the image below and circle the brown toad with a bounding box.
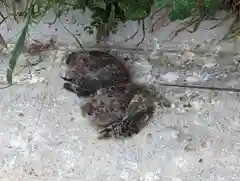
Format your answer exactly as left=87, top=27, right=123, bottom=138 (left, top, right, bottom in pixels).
left=61, top=50, right=171, bottom=139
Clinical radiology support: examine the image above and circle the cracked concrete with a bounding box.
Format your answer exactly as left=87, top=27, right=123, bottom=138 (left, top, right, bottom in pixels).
left=1, top=7, right=240, bottom=181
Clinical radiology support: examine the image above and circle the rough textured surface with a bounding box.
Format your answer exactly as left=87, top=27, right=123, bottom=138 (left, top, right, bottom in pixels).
left=1, top=45, right=240, bottom=181
left=1, top=7, right=240, bottom=181
left=61, top=50, right=171, bottom=139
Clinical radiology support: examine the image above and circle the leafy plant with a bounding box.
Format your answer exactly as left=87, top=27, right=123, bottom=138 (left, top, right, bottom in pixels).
left=156, top=0, right=223, bottom=21
left=83, top=0, right=154, bottom=42
left=4, top=0, right=34, bottom=84
left=2, top=0, right=240, bottom=84
left=6, top=16, right=30, bottom=84
left=1, top=0, right=154, bottom=84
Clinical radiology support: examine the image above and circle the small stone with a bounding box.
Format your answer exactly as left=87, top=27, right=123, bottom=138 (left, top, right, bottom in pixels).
left=161, top=72, right=179, bottom=83
left=18, top=113, right=24, bottom=117
left=181, top=51, right=196, bottom=61
left=185, top=76, right=199, bottom=83
left=204, top=62, right=218, bottom=68
left=179, top=96, right=186, bottom=101
left=183, top=102, right=192, bottom=108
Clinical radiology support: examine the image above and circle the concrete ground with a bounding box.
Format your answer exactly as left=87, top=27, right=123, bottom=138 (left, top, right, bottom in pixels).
left=1, top=8, right=240, bottom=181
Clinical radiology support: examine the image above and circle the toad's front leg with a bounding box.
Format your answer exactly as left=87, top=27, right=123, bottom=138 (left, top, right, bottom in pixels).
left=62, top=78, right=103, bottom=97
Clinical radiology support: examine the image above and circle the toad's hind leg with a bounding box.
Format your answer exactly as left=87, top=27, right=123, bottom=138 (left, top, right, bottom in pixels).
left=97, top=98, right=155, bottom=139
left=121, top=100, right=155, bottom=136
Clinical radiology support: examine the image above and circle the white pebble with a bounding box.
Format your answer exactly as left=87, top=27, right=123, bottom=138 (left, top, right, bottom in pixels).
left=161, top=72, right=179, bottom=83
left=185, top=76, right=199, bottom=83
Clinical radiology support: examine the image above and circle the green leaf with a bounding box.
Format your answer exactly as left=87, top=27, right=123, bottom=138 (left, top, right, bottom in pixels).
left=168, top=0, right=197, bottom=21
left=119, top=0, right=154, bottom=21
left=92, top=0, right=106, bottom=10
left=156, top=0, right=170, bottom=9
left=6, top=14, right=30, bottom=84
left=0, top=34, right=7, bottom=48
left=204, top=0, right=222, bottom=11
left=108, top=4, right=115, bottom=23
left=201, top=0, right=222, bottom=16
